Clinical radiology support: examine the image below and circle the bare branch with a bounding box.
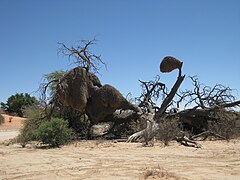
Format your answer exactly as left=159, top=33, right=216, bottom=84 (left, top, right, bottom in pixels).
left=58, top=38, right=107, bottom=73
left=137, top=75, right=166, bottom=112
left=177, top=76, right=236, bottom=109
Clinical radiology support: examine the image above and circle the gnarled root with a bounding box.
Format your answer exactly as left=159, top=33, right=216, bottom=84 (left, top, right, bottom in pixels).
left=127, top=113, right=158, bottom=143
left=127, top=129, right=146, bottom=142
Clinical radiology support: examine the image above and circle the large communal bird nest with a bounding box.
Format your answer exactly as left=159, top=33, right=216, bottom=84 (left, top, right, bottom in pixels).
left=86, top=84, right=141, bottom=124
left=54, top=66, right=101, bottom=113
left=52, top=66, right=140, bottom=125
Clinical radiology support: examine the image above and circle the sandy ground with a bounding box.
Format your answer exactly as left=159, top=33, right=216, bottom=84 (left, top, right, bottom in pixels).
left=0, top=114, right=25, bottom=130
left=0, top=114, right=25, bottom=141
left=0, top=114, right=240, bottom=180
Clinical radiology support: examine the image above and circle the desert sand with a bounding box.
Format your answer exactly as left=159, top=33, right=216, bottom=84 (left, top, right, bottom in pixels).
left=0, top=114, right=25, bottom=141
left=0, top=114, right=240, bottom=180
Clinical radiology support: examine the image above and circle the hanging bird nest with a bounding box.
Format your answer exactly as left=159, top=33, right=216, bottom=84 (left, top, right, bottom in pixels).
left=160, top=56, right=183, bottom=73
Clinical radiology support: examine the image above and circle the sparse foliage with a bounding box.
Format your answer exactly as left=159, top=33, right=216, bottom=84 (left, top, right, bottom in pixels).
left=22, top=103, right=44, bottom=118
left=43, top=70, right=66, bottom=95
left=39, top=70, right=66, bottom=104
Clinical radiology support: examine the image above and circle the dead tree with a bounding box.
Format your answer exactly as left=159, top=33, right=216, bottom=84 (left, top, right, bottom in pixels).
left=174, top=76, right=240, bottom=137
left=128, top=56, right=185, bottom=142
left=127, top=56, right=240, bottom=145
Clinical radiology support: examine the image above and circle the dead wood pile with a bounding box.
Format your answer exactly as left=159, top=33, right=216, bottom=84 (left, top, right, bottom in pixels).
left=127, top=56, right=240, bottom=147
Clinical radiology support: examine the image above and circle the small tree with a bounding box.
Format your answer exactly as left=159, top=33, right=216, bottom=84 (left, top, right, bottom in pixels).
left=1, top=93, right=37, bottom=117
left=34, top=118, right=73, bottom=147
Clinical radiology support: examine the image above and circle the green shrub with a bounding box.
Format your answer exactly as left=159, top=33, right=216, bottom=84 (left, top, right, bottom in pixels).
left=0, top=114, right=4, bottom=124
left=53, top=107, right=91, bottom=139
left=34, top=118, right=73, bottom=147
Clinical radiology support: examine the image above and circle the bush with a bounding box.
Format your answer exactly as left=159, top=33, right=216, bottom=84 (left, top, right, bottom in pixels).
left=0, top=114, right=4, bottom=125
left=17, top=117, right=42, bottom=146
left=18, top=105, right=89, bottom=145
left=34, top=118, right=73, bottom=147
left=16, top=104, right=45, bottom=145
left=52, top=106, right=91, bottom=139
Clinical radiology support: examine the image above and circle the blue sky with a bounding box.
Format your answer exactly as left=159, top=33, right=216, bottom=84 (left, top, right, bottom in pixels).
left=0, top=0, right=240, bottom=104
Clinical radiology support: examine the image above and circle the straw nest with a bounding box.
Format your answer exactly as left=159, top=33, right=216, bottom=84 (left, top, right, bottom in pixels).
left=160, top=56, right=183, bottom=73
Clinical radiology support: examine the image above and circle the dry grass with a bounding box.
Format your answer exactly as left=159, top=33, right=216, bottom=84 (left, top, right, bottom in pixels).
left=141, top=166, right=187, bottom=180
left=94, top=138, right=116, bottom=148
left=0, top=114, right=4, bottom=124
left=157, top=119, right=181, bottom=146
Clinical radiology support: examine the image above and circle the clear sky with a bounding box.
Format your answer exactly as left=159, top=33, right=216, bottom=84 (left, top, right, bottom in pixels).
left=0, top=0, right=240, bottom=104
